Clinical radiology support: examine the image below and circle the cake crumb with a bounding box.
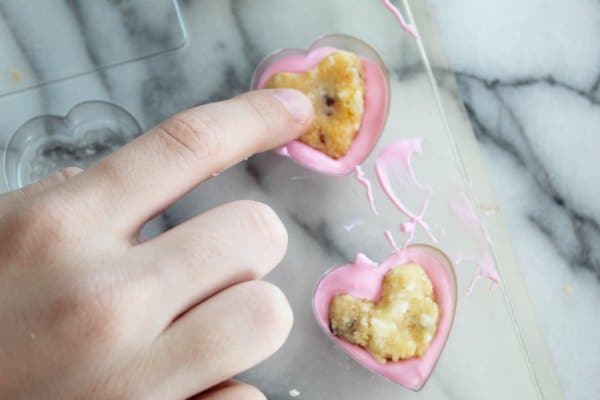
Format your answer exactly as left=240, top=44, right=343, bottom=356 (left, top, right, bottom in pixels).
left=564, top=285, right=574, bottom=295
left=480, top=204, right=500, bottom=215
left=265, top=51, right=365, bottom=159
left=9, top=68, right=23, bottom=82
left=289, top=388, right=300, bottom=397
left=329, top=264, right=439, bottom=363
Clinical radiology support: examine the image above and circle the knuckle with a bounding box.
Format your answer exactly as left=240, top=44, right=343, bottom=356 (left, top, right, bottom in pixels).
left=239, top=281, right=293, bottom=336
left=233, top=200, right=288, bottom=252
left=7, top=199, right=75, bottom=242
left=48, top=286, right=124, bottom=346
left=156, top=111, right=222, bottom=164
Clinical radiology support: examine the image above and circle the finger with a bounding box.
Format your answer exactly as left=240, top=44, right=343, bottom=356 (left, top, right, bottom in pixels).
left=189, top=380, right=266, bottom=400
left=0, top=167, right=82, bottom=212
left=62, top=89, right=313, bottom=234
left=131, top=200, right=287, bottom=328
left=145, top=281, right=293, bottom=400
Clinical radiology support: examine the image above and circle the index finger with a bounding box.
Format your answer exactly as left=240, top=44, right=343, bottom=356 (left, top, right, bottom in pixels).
left=57, top=89, right=313, bottom=234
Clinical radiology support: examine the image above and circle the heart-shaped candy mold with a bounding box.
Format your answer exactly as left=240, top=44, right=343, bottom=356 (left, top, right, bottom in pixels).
left=251, top=34, right=390, bottom=175
left=313, top=244, right=457, bottom=391
left=4, top=101, right=141, bottom=190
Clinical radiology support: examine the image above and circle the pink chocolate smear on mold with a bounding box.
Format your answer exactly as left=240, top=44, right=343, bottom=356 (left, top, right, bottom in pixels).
left=354, top=165, right=379, bottom=215
left=382, top=0, right=419, bottom=38
left=384, top=229, right=400, bottom=253
left=375, top=139, right=437, bottom=244
left=456, top=253, right=501, bottom=296
left=400, top=198, right=431, bottom=248
left=451, top=192, right=501, bottom=293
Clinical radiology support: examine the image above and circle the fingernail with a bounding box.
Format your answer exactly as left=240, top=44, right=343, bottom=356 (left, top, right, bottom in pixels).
left=272, top=89, right=313, bottom=123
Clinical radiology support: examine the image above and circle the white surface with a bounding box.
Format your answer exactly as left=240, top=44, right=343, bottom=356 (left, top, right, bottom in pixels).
left=429, top=1, right=600, bottom=399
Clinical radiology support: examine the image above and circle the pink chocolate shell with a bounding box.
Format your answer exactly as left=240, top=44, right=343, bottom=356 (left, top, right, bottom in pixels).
left=313, top=244, right=457, bottom=391
left=251, top=34, right=390, bottom=175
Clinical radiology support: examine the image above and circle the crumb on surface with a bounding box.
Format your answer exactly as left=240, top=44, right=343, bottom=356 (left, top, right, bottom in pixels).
left=329, top=264, right=440, bottom=363
left=480, top=204, right=500, bottom=215
left=9, top=68, right=23, bottom=82
left=265, top=51, right=365, bottom=159
left=289, top=388, right=301, bottom=397
left=564, top=285, right=574, bottom=295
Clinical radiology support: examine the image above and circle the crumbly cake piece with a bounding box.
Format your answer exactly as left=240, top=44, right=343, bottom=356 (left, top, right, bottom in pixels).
left=329, top=264, right=440, bottom=363
left=265, top=51, right=365, bottom=159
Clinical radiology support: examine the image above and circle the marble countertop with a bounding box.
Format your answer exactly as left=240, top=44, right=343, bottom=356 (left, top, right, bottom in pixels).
left=0, top=0, right=596, bottom=399
left=429, top=1, right=600, bottom=399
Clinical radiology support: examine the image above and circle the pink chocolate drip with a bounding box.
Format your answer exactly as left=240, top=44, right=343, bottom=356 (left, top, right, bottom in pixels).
left=384, top=229, right=400, bottom=253
left=400, top=198, right=431, bottom=248
left=374, top=139, right=437, bottom=243
left=256, top=47, right=389, bottom=175
left=457, top=253, right=501, bottom=296
left=354, top=165, right=379, bottom=215
left=381, top=0, right=419, bottom=38
left=451, top=192, right=501, bottom=293
left=313, top=246, right=456, bottom=390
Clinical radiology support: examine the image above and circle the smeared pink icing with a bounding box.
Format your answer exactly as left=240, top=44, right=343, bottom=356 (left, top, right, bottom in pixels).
left=400, top=198, right=431, bottom=248
left=450, top=192, right=480, bottom=233
left=255, top=46, right=389, bottom=175
left=376, top=138, right=430, bottom=191
left=355, top=165, right=378, bottom=215
left=313, top=245, right=456, bottom=391
left=375, top=139, right=436, bottom=243
left=458, top=252, right=501, bottom=296
left=382, top=0, right=419, bottom=38
left=384, top=229, right=400, bottom=253
left=451, top=192, right=501, bottom=293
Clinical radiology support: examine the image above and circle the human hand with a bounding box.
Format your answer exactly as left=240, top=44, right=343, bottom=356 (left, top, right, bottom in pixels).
left=0, top=90, right=313, bottom=399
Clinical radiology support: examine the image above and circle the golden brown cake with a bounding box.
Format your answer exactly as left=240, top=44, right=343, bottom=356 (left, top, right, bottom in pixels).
left=329, top=264, right=440, bottom=363
left=264, top=51, right=365, bottom=159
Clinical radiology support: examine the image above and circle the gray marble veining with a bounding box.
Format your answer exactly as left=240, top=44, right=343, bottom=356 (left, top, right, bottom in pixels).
left=429, top=1, right=600, bottom=398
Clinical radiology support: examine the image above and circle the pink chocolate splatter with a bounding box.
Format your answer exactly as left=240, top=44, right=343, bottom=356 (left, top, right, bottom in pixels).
left=354, top=165, right=379, bottom=215
left=400, top=198, right=431, bottom=248
left=384, top=229, right=400, bottom=253
left=451, top=192, right=501, bottom=293
left=375, top=139, right=436, bottom=245
left=381, top=0, right=419, bottom=38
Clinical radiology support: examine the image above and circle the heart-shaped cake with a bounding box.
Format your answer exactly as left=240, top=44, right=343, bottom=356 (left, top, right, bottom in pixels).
left=252, top=34, right=390, bottom=175
left=313, top=245, right=456, bottom=391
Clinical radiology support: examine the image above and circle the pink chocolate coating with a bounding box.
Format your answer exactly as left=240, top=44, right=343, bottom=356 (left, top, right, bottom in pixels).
left=313, top=246, right=456, bottom=391
left=255, top=46, right=389, bottom=175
